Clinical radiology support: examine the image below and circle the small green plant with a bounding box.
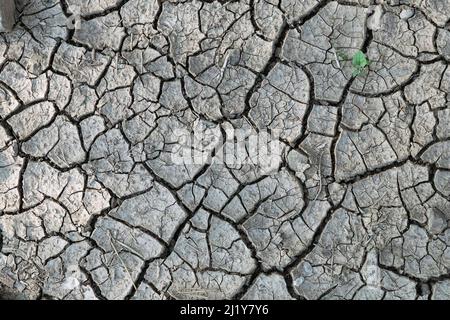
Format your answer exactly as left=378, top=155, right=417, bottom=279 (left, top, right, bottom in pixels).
left=351, top=50, right=370, bottom=77
left=336, top=50, right=370, bottom=77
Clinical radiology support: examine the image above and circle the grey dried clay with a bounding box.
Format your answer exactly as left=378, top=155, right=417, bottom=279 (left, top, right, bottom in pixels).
left=0, top=0, right=15, bottom=32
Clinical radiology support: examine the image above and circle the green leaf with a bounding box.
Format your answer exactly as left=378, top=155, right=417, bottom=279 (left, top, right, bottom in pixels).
left=352, top=51, right=369, bottom=69
left=351, top=50, right=369, bottom=77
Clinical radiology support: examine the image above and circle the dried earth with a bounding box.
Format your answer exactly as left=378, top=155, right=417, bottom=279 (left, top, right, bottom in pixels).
left=1, top=0, right=450, bottom=300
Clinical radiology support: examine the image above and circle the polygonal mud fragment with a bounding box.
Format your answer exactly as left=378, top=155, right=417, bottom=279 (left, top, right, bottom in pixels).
left=43, top=241, right=95, bottom=300
left=8, top=102, right=55, bottom=139
left=405, top=62, right=447, bottom=109
left=172, top=210, right=257, bottom=275
left=196, top=164, right=241, bottom=213
left=241, top=169, right=317, bottom=270
left=252, top=0, right=284, bottom=40
left=65, top=0, right=124, bottom=16
left=48, top=73, right=72, bottom=110
left=0, top=85, right=19, bottom=118
left=0, top=62, right=48, bottom=104
left=432, top=280, right=450, bottom=300
left=399, top=225, right=450, bottom=279
left=71, top=177, right=111, bottom=228
left=37, top=236, right=69, bottom=263
left=85, top=248, right=144, bottom=300
left=110, top=182, right=187, bottom=243
left=63, top=85, right=98, bottom=120
left=0, top=0, right=15, bottom=32
left=335, top=124, right=398, bottom=181
left=22, top=161, right=84, bottom=210
left=373, top=11, right=414, bottom=54
left=53, top=42, right=110, bottom=86
left=98, top=57, right=137, bottom=93
left=307, top=105, right=338, bottom=136
left=146, top=257, right=249, bottom=300
left=98, top=88, right=133, bottom=126
left=143, top=211, right=256, bottom=300
left=74, top=12, right=126, bottom=51
left=408, top=10, right=438, bottom=57
left=183, top=76, right=223, bottom=121
left=120, top=0, right=159, bottom=27
left=437, top=109, right=450, bottom=139
left=292, top=259, right=363, bottom=300
left=437, top=29, right=450, bottom=60
left=412, top=102, right=436, bottom=157
left=80, top=115, right=106, bottom=150
left=22, top=116, right=86, bottom=168
left=402, top=0, right=450, bottom=26
left=208, top=215, right=256, bottom=274
left=159, top=80, right=189, bottom=112
left=242, top=274, right=293, bottom=300
left=145, top=114, right=221, bottom=189
left=132, top=282, right=164, bottom=300
left=249, top=63, right=310, bottom=143
left=356, top=250, right=417, bottom=300
left=434, top=170, right=450, bottom=197
left=421, top=141, right=450, bottom=169
left=158, top=1, right=204, bottom=66
left=92, top=216, right=164, bottom=261
left=279, top=0, right=321, bottom=24
left=0, top=145, right=22, bottom=213
left=0, top=198, right=77, bottom=244
left=84, top=129, right=154, bottom=197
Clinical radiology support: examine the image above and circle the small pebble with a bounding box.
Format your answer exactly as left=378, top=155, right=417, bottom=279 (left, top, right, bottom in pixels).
left=400, top=8, right=415, bottom=20
left=294, top=276, right=305, bottom=286
left=303, top=261, right=313, bottom=276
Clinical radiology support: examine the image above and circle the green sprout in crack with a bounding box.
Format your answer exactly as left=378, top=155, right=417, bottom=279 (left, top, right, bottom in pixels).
left=351, top=50, right=370, bottom=77
left=336, top=50, right=370, bottom=77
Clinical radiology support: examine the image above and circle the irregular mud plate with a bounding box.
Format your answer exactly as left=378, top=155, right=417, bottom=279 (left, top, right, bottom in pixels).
left=0, top=0, right=15, bottom=32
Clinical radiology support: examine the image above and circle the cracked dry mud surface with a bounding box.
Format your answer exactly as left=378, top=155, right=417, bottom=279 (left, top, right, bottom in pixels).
left=1, top=0, right=450, bottom=301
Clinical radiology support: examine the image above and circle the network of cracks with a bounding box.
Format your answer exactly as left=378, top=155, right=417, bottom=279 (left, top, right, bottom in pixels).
left=1, top=0, right=450, bottom=300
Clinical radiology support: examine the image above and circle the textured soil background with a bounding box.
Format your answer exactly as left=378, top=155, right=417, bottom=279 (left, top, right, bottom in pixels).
left=1, top=0, right=450, bottom=300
